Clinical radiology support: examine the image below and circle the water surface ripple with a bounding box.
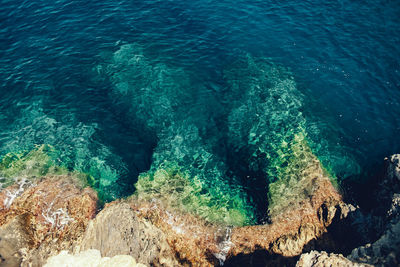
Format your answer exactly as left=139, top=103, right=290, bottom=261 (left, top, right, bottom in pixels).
left=0, top=0, right=399, bottom=213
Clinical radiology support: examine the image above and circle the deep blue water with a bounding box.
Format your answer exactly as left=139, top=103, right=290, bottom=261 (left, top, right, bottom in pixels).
left=1, top=0, right=399, bottom=216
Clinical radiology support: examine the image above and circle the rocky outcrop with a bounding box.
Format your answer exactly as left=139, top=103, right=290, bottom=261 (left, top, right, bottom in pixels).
left=78, top=202, right=179, bottom=266
left=128, top=157, right=346, bottom=266
left=386, top=154, right=400, bottom=182
left=296, top=154, right=400, bottom=267
left=296, top=251, right=371, bottom=267
left=375, top=154, right=400, bottom=217
left=0, top=159, right=359, bottom=267
left=348, top=218, right=400, bottom=266
left=44, top=249, right=146, bottom=267
left=5, top=153, right=400, bottom=267
left=0, top=213, right=33, bottom=266
left=230, top=154, right=345, bottom=258
left=129, top=198, right=236, bottom=266
left=0, top=175, right=98, bottom=266
left=347, top=154, right=400, bottom=266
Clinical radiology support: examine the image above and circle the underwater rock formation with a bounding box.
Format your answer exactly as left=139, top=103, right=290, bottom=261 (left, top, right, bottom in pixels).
left=1, top=45, right=395, bottom=266
left=0, top=175, right=97, bottom=267
left=100, top=44, right=256, bottom=226
left=128, top=160, right=345, bottom=266
left=44, top=249, right=146, bottom=267
left=230, top=152, right=345, bottom=258
left=2, top=153, right=400, bottom=267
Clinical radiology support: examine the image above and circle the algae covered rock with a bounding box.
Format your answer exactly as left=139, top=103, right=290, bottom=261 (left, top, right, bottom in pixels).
left=104, top=44, right=256, bottom=227
left=0, top=145, right=72, bottom=188
left=230, top=158, right=344, bottom=258
left=135, top=166, right=253, bottom=227
left=129, top=198, right=233, bottom=266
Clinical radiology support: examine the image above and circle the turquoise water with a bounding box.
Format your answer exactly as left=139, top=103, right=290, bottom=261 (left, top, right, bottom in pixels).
left=1, top=0, right=399, bottom=223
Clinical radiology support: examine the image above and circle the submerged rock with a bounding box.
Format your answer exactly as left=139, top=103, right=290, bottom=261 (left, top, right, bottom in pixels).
left=128, top=162, right=344, bottom=266
left=3, top=148, right=398, bottom=267
left=0, top=175, right=98, bottom=266
left=230, top=144, right=345, bottom=258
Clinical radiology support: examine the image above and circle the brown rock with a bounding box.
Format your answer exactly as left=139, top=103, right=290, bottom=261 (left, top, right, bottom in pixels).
left=129, top=199, right=226, bottom=266
left=79, top=201, right=179, bottom=267
left=230, top=153, right=344, bottom=258
left=0, top=175, right=98, bottom=266
left=129, top=179, right=343, bottom=266
left=125, top=148, right=346, bottom=266
left=0, top=213, right=34, bottom=267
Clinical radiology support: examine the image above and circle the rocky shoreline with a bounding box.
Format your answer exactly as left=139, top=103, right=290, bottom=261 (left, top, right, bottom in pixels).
left=0, top=155, right=399, bottom=266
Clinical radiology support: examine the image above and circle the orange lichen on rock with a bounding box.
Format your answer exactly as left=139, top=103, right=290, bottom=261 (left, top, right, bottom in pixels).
left=125, top=142, right=347, bottom=266
left=0, top=175, right=98, bottom=266
left=130, top=198, right=233, bottom=266
left=230, top=156, right=344, bottom=258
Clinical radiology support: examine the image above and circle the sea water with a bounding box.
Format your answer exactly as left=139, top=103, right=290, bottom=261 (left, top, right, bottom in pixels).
left=0, top=0, right=399, bottom=224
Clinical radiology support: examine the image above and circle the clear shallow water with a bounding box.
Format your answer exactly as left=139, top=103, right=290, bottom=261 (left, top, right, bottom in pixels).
left=0, top=0, right=399, bottom=222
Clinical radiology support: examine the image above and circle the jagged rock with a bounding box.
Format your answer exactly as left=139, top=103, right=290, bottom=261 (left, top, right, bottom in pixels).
left=124, top=151, right=347, bottom=266
left=346, top=154, right=400, bottom=266
left=388, top=193, right=400, bottom=218
left=348, top=198, right=400, bottom=266
left=0, top=149, right=377, bottom=267
left=0, top=175, right=98, bottom=266
left=230, top=157, right=344, bottom=258
left=43, top=249, right=147, bottom=267
left=304, top=154, right=400, bottom=267
left=296, top=251, right=371, bottom=267
left=374, top=155, right=400, bottom=216
left=383, top=155, right=400, bottom=219
left=130, top=198, right=232, bottom=266
left=0, top=213, right=33, bottom=267
left=78, top=202, right=179, bottom=267
left=386, top=154, right=400, bottom=183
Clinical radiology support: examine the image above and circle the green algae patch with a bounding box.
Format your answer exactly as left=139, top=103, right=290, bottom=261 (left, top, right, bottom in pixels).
left=135, top=166, right=255, bottom=227
left=266, top=132, right=339, bottom=218
left=0, top=145, right=68, bottom=186
left=0, top=144, right=89, bottom=188
left=104, top=44, right=256, bottom=226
